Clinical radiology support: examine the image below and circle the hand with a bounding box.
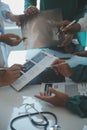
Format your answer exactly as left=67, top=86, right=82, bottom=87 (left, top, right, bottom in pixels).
left=73, top=51, right=87, bottom=57
left=0, top=34, right=22, bottom=46
left=57, top=33, right=73, bottom=47
left=51, top=59, right=73, bottom=77
left=12, top=15, right=21, bottom=26
left=24, top=6, right=39, bottom=16
left=6, top=12, right=21, bottom=26
left=60, top=20, right=81, bottom=34
left=35, top=87, right=68, bottom=107
left=0, top=64, right=22, bottom=86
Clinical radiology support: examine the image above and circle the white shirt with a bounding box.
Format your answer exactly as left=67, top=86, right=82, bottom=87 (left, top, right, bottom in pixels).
left=78, top=13, right=87, bottom=31
left=0, top=1, right=11, bottom=67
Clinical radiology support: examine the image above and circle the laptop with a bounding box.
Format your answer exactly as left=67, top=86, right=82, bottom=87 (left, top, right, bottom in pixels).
left=11, top=49, right=57, bottom=91
left=41, top=82, right=87, bottom=96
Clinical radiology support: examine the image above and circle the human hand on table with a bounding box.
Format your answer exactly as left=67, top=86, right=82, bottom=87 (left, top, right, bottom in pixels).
left=35, top=87, right=68, bottom=107
left=0, top=64, right=22, bottom=86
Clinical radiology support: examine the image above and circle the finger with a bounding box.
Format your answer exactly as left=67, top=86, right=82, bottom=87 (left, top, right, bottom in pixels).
left=39, top=92, right=45, bottom=96
left=52, top=59, right=64, bottom=65
left=59, top=34, right=72, bottom=47
left=11, top=35, right=21, bottom=40
left=12, top=39, right=22, bottom=45
left=60, top=20, right=70, bottom=26
left=52, top=67, right=59, bottom=75
left=11, top=73, right=20, bottom=78
left=7, top=33, right=21, bottom=40
left=49, top=87, right=66, bottom=98
left=48, top=87, right=59, bottom=95
left=35, top=95, right=46, bottom=100
left=9, top=65, right=22, bottom=71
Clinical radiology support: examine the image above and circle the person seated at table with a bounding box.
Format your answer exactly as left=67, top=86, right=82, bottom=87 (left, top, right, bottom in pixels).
left=0, top=0, right=21, bottom=67
left=35, top=59, right=87, bottom=118
left=0, top=33, right=22, bottom=87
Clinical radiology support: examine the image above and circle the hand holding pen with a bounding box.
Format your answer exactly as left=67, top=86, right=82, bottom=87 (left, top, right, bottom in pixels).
left=50, top=59, right=73, bottom=77
left=60, top=20, right=81, bottom=34
left=0, top=34, right=22, bottom=46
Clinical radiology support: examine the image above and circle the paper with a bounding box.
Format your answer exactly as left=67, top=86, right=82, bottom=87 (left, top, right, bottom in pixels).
left=41, top=82, right=87, bottom=96
left=20, top=9, right=64, bottom=49
left=11, top=50, right=57, bottom=91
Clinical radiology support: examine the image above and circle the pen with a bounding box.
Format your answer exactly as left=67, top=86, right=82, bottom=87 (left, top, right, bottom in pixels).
left=10, top=37, right=27, bottom=41
left=22, top=37, right=27, bottom=41
left=64, top=20, right=76, bottom=28
left=0, top=67, right=7, bottom=71
left=47, top=62, right=66, bottom=68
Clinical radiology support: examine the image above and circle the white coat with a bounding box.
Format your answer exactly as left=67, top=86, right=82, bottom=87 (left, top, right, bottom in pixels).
left=78, top=13, right=87, bottom=31
left=0, top=1, right=11, bottom=67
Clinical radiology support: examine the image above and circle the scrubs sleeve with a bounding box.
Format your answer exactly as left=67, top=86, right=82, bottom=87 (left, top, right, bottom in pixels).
left=70, top=65, right=87, bottom=82
left=66, top=95, right=87, bottom=118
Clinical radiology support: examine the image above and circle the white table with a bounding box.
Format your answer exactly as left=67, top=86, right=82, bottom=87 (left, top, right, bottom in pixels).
left=0, top=49, right=86, bottom=130
left=0, top=84, right=87, bottom=130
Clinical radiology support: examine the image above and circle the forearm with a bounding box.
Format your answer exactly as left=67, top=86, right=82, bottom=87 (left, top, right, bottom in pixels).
left=0, top=79, right=10, bottom=87
left=70, top=65, right=87, bottom=82
left=0, top=34, right=3, bottom=42
left=0, top=75, right=8, bottom=87
left=0, top=34, right=7, bottom=43
left=0, top=81, right=6, bottom=87
left=66, top=95, right=87, bottom=118
left=24, top=0, right=36, bottom=9
left=6, top=12, right=19, bottom=22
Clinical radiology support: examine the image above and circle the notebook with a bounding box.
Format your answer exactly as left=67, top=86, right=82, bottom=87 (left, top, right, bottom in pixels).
left=11, top=50, right=57, bottom=91
left=41, top=82, right=87, bottom=96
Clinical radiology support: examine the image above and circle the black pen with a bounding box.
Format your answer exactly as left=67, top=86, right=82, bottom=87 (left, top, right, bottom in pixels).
left=22, top=37, right=27, bottom=41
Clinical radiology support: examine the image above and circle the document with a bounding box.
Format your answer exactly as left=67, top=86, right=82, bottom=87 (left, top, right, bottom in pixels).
left=11, top=50, right=58, bottom=91
left=41, top=82, right=87, bottom=96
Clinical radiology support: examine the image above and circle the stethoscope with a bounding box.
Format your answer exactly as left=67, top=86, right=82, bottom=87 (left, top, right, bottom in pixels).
left=10, top=103, right=61, bottom=130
